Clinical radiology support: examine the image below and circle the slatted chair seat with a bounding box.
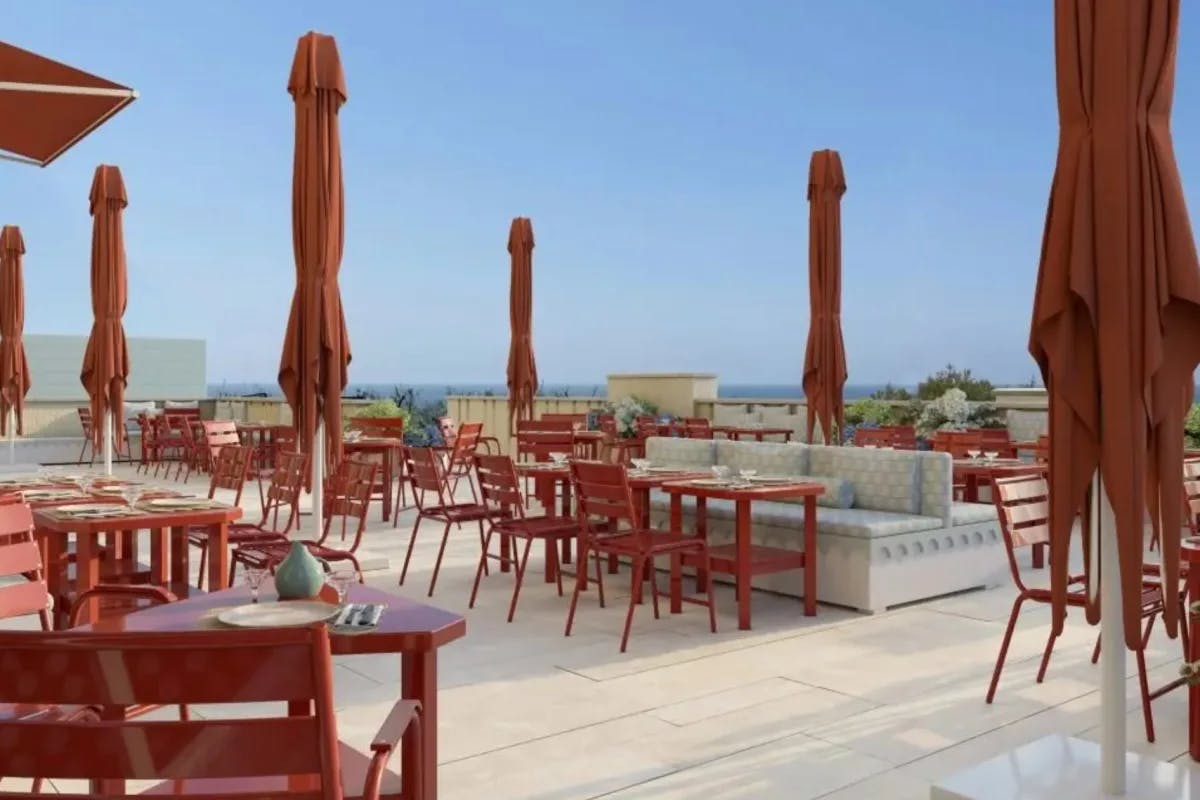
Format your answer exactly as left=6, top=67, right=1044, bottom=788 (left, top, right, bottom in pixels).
left=423, top=501, right=491, bottom=521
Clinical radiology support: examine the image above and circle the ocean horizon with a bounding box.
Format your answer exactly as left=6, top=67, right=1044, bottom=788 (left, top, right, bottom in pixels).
left=207, top=382, right=926, bottom=404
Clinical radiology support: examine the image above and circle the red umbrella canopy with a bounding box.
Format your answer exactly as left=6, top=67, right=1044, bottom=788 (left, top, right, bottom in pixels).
left=0, top=225, right=29, bottom=435
left=803, top=149, right=848, bottom=445
left=0, top=40, right=136, bottom=167
left=80, top=165, right=130, bottom=449
left=507, top=217, right=537, bottom=425
left=278, top=32, right=351, bottom=472
left=1030, top=0, right=1200, bottom=647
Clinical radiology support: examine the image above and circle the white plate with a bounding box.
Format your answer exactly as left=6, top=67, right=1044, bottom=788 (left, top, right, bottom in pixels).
left=22, top=490, right=81, bottom=498
left=56, top=503, right=123, bottom=513
left=149, top=497, right=209, bottom=508
left=95, top=486, right=127, bottom=494
left=688, top=479, right=731, bottom=487
left=217, top=601, right=341, bottom=628
left=647, top=466, right=683, bottom=473
left=748, top=475, right=794, bottom=484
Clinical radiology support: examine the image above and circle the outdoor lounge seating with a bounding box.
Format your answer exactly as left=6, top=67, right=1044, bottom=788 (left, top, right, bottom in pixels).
left=645, top=436, right=1006, bottom=613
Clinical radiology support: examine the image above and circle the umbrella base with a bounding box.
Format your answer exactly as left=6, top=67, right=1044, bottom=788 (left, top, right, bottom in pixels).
left=931, top=735, right=1196, bottom=799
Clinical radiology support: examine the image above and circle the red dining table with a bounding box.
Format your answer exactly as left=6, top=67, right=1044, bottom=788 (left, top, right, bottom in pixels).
left=712, top=425, right=794, bottom=442
left=345, top=436, right=404, bottom=521
left=953, top=458, right=1047, bottom=568
left=661, top=478, right=825, bottom=629
left=34, top=501, right=242, bottom=627
left=77, top=581, right=465, bottom=800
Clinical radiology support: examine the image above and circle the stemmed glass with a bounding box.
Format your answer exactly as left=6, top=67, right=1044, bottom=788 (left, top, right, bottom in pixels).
left=966, top=449, right=982, bottom=461
left=326, top=565, right=356, bottom=606
left=119, top=483, right=144, bottom=511
left=549, top=452, right=569, bottom=466
left=737, top=469, right=758, bottom=487
left=245, top=567, right=269, bottom=603
left=711, top=465, right=731, bottom=483
left=74, top=473, right=96, bottom=499
left=630, top=458, right=650, bottom=474
left=984, top=451, right=1000, bottom=463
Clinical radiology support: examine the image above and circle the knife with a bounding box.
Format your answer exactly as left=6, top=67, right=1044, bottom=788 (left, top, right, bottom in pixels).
left=362, top=604, right=384, bottom=627
left=334, top=604, right=358, bottom=626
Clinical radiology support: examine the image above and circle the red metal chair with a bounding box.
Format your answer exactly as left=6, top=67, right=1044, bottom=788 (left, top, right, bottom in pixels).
left=212, top=450, right=306, bottom=588
left=76, top=407, right=130, bottom=465
left=186, top=443, right=265, bottom=589
left=469, top=454, right=578, bottom=621
left=0, top=624, right=422, bottom=800
left=430, top=421, right=485, bottom=509
left=566, top=461, right=717, bottom=652
left=348, top=416, right=410, bottom=513
left=437, top=415, right=500, bottom=454
left=232, top=458, right=377, bottom=583
left=135, top=412, right=161, bottom=474
left=682, top=417, right=713, bottom=439
left=853, top=428, right=894, bottom=447
left=400, top=446, right=490, bottom=596
left=987, top=473, right=1161, bottom=740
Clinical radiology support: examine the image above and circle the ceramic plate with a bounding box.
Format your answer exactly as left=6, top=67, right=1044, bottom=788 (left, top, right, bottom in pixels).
left=55, top=503, right=124, bottom=514
left=647, top=466, right=683, bottom=473
left=688, top=479, right=731, bottom=487
left=217, top=601, right=341, bottom=628
left=95, top=486, right=127, bottom=494
left=149, top=498, right=209, bottom=508
left=748, top=475, right=794, bottom=484
left=22, top=489, right=81, bottom=498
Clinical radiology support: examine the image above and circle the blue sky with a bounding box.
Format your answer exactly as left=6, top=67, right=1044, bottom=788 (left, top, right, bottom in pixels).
left=4, top=1, right=1200, bottom=387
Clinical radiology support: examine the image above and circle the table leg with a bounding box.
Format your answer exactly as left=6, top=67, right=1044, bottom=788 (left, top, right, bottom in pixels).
left=402, top=649, right=438, bottom=800
left=560, top=480, right=572, bottom=565
left=785, top=431, right=793, bottom=442
left=804, top=495, right=817, bottom=616
left=169, top=525, right=188, bottom=587
left=1032, top=543, right=1045, bottom=569
left=74, top=533, right=101, bottom=626
left=736, top=499, right=752, bottom=630
left=207, top=522, right=230, bottom=590
left=41, top=530, right=64, bottom=629
left=965, top=475, right=980, bottom=503
left=695, top=497, right=709, bottom=593
left=150, top=527, right=169, bottom=586
left=670, top=493, right=683, bottom=614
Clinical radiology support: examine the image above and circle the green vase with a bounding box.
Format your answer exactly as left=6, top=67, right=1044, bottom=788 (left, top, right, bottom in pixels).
left=274, top=541, right=325, bottom=600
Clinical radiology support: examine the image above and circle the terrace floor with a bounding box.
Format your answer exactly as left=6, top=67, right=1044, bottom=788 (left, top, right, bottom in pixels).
left=6, top=464, right=1200, bottom=799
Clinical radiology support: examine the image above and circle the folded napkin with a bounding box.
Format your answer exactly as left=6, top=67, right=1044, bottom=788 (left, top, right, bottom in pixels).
left=330, top=602, right=386, bottom=634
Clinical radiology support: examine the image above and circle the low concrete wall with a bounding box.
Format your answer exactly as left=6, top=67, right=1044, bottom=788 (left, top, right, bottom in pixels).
left=607, top=373, right=717, bottom=418
left=994, top=388, right=1048, bottom=441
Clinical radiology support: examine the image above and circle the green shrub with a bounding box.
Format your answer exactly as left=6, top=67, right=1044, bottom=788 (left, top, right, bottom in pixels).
left=870, top=383, right=913, bottom=401
left=350, top=399, right=413, bottom=433
left=1187, top=403, right=1200, bottom=448
left=844, top=398, right=894, bottom=426
left=917, top=364, right=995, bottom=401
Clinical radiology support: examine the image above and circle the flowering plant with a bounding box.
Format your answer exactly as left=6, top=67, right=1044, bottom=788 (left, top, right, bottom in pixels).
left=599, top=395, right=659, bottom=438
left=917, top=388, right=971, bottom=436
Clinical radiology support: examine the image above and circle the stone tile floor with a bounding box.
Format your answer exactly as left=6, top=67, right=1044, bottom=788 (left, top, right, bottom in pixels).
left=4, top=464, right=1199, bottom=798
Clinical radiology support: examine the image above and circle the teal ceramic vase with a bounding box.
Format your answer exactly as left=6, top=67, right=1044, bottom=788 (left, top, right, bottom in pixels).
left=274, top=542, right=325, bottom=600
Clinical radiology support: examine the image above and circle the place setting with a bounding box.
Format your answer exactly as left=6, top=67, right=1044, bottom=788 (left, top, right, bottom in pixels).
left=214, top=564, right=386, bottom=635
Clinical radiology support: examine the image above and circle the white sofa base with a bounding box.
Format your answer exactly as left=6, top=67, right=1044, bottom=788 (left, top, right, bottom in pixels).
left=649, top=508, right=1006, bottom=614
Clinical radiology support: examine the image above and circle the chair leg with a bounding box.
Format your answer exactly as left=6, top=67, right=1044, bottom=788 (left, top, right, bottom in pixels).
left=705, top=554, right=717, bottom=634
left=508, top=537, right=535, bottom=623
left=595, top=544, right=607, bottom=608
left=1137, top=610, right=1157, bottom=742
left=620, top=557, right=646, bottom=652
left=565, top=543, right=588, bottom=638
left=649, top=556, right=661, bottom=620
left=468, top=526, right=494, bottom=610
left=554, top=538, right=565, bottom=598
left=1036, top=628, right=1059, bottom=684
left=427, top=521, right=453, bottom=597
left=478, top=520, right=489, bottom=577
left=400, top=517, right=422, bottom=585
left=1091, top=632, right=1101, bottom=664
left=986, top=594, right=1026, bottom=703
left=196, top=545, right=207, bottom=590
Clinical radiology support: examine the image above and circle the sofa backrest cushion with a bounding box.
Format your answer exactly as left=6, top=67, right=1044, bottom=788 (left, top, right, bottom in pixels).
left=715, top=439, right=809, bottom=476
left=809, top=445, right=921, bottom=514
left=772, top=475, right=854, bottom=509
left=645, top=437, right=716, bottom=469
left=917, top=451, right=954, bottom=525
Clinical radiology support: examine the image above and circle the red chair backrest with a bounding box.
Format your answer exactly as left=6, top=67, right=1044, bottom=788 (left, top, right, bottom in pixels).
left=853, top=428, right=892, bottom=447
left=208, top=443, right=252, bottom=502
left=541, top=413, right=586, bottom=426
left=683, top=417, right=712, bottom=439
left=516, top=429, right=574, bottom=462
left=475, top=454, right=526, bottom=521
left=77, top=407, right=93, bottom=437
left=446, top=422, right=482, bottom=473
left=321, top=458, right=376, bottom=551
left=260, top=450, right=308, bottom=532
left=1184, top=458, right=1200, bottom=535
left=0, top=625, right=342, bottom=799
left=348, top=416, right=405, bottom=439
left=0, top=503, right=49, bottom=623
left=992, top=473, right=1051, bottom=590
left=570, top=460, right=639, bottom=533
left=404, top=447, right=452, bottom=511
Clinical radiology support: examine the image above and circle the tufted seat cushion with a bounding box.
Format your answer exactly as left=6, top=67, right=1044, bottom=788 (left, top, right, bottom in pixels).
left=951, top=501, right=999, bottom=525
left=649, top=495, right=944, bottom=539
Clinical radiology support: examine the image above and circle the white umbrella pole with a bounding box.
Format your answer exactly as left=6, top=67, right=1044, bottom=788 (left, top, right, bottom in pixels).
left=102, top=411, right=113, bottom=476
left=311, top=419, right=324, bottom=538
left=7, top=408, right=13, bottom=465
left=1095, top=472, right=1126, bottom=794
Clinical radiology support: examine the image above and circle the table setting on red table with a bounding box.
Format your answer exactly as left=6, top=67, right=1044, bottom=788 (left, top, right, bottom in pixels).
left=711, top=423, right=794, bottom=442
left=660, top=467, right=825, bottom=629
left=952, top=452, right=1046, bottom=503
left=32, top=484, right=243, bottom=627
left=344, top=428, right=405, bottom=521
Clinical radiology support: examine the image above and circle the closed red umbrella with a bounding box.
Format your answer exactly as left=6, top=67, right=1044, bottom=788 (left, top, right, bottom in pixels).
left=0, top=41, right=136, bottom=167
left=1030, top=0, right=1200, bottom=785
left=0, top=225, right=29, bottom=437
left=278, top=32, right=350, bottom=499
left=507, top=217, right=537, bottom=426
left=803, top=150, right=847, bottom=445
left=80, top=165, right=130, bottom=472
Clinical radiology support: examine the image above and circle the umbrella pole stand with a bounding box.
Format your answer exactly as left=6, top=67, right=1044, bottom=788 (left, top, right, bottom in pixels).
left=930, top=476, right=1191, bottom=798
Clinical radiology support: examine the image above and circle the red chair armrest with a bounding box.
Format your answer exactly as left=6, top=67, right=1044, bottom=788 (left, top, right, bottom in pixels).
left=68, top=584, right=177, bottom=627
left=362, top=700, right=422, bottom=800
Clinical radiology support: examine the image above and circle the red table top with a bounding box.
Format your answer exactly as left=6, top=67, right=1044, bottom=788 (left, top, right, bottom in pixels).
left=517, top=463, right=710, bottom=488
left=78, top=581, right=466, bottom=654
left=660, top=478, right=825, bottom=502
left=712, top=425, right=794, bottom=435
left=34, top=503, right=243, bottom=535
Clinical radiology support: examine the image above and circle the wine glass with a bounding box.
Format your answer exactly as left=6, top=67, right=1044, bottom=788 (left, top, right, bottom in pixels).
left=966, top=449, right=982, bottom=461
left=737, top=469, right=757, bottom=486
left=245, top=567, right=269, bottom=603
left=75, top=473, right=96, bottom=498
left=630, top=458, right=649, bottom=474
left=984, top=451, right=1000, bottom=462
left=326, top=565, right=356, bottom=606
left=549, top=452, right=569, bottom=466
left=119, top=483, right=143, bottom=510
left=711, top=465, right=731, bottom=482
